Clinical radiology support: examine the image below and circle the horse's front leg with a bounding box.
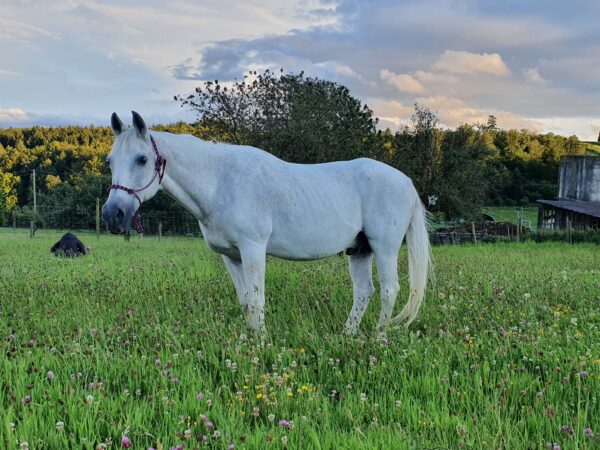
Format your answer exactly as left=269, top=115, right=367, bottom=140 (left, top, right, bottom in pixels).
left=239, top=244, right=267, bottom=335
left=222, top=255, right=248, bottom=311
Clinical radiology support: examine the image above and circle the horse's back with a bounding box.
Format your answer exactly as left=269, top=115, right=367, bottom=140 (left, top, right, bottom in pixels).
left=308, top=157, right=417, bottom=210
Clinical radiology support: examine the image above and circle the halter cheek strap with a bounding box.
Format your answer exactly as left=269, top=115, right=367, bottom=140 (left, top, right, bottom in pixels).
left=108, top=135, right=167, bottom=235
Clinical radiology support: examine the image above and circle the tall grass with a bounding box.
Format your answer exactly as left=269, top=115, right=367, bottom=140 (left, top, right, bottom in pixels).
left=0, top=229, right=598, bottom=449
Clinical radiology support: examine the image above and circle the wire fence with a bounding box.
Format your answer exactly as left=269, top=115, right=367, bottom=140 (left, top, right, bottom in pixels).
left=4, top=200, right=530, bottom=243
left=2, top=203, right=598, bottom=245
left=3, top=203, right=202, bottom=237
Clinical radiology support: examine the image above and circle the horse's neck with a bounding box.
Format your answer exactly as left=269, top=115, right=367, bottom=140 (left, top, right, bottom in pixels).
left=154, top=133, right=219, bottom=221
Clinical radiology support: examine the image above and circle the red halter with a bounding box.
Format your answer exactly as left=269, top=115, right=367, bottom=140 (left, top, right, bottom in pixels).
left=108, top=135, right=166, bottom=236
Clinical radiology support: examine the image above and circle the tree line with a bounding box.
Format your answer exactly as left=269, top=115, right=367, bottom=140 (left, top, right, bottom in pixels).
left=0, top=69, right=588, bottom=228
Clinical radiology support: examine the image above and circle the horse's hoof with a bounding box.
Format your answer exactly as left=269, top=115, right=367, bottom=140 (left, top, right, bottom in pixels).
left=376, top=329, right=388, bottom=340
left=246, top=320, right=266, bottom=338
left=342, top=325, right=356, bottom=336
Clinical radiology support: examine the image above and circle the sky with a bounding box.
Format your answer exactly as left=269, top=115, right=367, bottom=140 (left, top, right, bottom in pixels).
left=1, top=0, right=600, bottom=140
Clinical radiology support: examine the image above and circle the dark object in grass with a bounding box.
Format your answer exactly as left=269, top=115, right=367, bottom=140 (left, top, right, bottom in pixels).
left=50, top=233, right=91, bottom=257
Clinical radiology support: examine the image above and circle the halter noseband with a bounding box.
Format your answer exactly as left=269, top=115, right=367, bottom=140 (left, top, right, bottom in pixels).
left=108, top=134, right=166, bottom=236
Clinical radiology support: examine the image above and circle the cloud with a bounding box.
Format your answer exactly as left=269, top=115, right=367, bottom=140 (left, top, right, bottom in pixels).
left=0, top=17, right=58, bottom=41
left=0, top=107, right=28, bottom=122
left=0, top=107, right=195, bottom=129
left=535, top=117, right=600, bottom=140
left=368, top=95, right=540, bottom=133
left=0, top=0, right=344, bottom=125
left=434, top=50, right=511, bottom=76
left=415, top=95, right=467, bottom=111
left=312, top=61, right=374, bottom=86
left=0, top=69, right=24, bottom=77
left=318, top=62, right=365, bottom=80
left=368, top=98, right=413, bottom=124
left=0, top=108, right=87, bottom=128
left=2, top=0, right=600, bottom=140
left=380, top=69, right=425, bottom=94
left=414, top=70, right=458, bottom=84
left=524, top=68, right=546, bottom=84
left=415, top=95, right=540, bottom=131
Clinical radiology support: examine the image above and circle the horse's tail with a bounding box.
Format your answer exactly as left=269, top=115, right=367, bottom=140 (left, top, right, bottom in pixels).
left=391, top=197, right=433, bottom=327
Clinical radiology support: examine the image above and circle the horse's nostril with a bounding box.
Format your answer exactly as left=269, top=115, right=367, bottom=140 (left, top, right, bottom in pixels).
left=116, top=208, right=125, bottom=220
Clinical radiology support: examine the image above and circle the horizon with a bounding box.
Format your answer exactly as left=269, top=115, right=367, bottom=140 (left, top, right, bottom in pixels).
left=0, top=115, right=596, bottom=142
left=1, top=0, right=599, bottom=140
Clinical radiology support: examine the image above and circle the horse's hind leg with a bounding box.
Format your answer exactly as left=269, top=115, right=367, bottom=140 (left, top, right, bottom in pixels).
left=239, top=244, right=267, bottom=334
left=343, top=252, right=375, bottom=335
left=373, top=249, right=400, bottom=333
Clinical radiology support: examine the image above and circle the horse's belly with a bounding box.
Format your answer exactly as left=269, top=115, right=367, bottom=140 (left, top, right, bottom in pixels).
left=267, top=186, right=363, bottom=260
left=267, top=222, right=360, bottom=260
left=266, top=240, right=353, bottom=260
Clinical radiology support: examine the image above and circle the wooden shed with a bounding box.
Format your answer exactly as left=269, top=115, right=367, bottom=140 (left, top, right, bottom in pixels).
left=537, top=156, right=600, bottom=229
left=537, top=199, right=600, bottom=229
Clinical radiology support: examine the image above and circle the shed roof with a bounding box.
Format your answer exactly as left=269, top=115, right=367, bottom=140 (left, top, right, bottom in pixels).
left=537, top=199, right=600, bottom=218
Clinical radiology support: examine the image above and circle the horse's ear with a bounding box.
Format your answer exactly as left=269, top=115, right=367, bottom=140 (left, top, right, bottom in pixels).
left=111, top=112, right=123, bottom=136
left=131, top=111, right=147, bottom=139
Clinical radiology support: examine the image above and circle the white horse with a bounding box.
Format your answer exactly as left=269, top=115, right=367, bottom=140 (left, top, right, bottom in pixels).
left=103, top=112, right=432, bottom=335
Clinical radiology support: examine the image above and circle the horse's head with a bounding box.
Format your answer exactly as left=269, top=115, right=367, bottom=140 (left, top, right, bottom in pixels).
left=102, top=111, right=164, bottom=235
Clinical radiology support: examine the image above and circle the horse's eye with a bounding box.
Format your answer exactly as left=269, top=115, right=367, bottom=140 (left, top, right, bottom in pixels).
left=138, top=155, right=148, bottom=165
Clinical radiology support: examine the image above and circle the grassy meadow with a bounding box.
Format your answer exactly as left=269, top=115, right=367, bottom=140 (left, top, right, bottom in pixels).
left=0, top=229, right=598, bottom=449
left=482, top=207, right=539, bottom=229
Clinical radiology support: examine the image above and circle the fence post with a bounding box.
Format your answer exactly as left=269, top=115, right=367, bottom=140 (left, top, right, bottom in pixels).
left=471, top=222, right=477, bottom=244
left=32, top=169, right=37, bottom=213
left=567, top=217, right=571, bottom=244
left=12, top=211, right=16, bottom=232
left=516, top=212, right=520, bottom=242
left=520, top=208, right=524, bottom=240
left=96, top=197, right=100, bottom=237
left=31, top=168, right=37, bottom=238
left=158, top=222, right=162, bottom=241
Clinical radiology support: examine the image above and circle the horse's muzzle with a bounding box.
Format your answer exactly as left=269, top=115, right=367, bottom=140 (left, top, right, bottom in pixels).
left=102, top=202, right=131, bottom=234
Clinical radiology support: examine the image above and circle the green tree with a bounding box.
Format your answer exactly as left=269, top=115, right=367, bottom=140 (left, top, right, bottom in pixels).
left=485, top=115, right=498, bottom=130
left=435, top=125, right=495, bottom=218
left=378, top=105, right=496, bottom=219
left=176, top=69, right=378, bottom=163
left=0, top=171, right=20, bottom=212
